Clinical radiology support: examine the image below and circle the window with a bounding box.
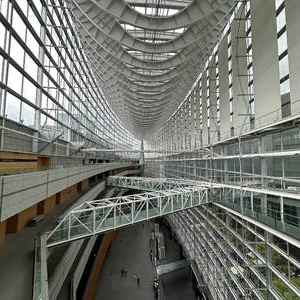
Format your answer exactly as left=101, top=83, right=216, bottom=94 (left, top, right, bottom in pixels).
left=275, top=0, right=291, bottom=118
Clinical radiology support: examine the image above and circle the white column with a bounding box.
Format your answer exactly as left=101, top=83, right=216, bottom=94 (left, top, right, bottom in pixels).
left=285, top=0, right=300, bottom=112
left=231, top=6, right=250, bottom=135
left=251, top=0, right=281, bottom=127
left=219, top=38, right=230, bottom=140
left=201, top=74, right=208, bottom=146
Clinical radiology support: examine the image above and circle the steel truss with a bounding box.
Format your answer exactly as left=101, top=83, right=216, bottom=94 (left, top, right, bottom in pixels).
left=108, top=176, right=300, bottom=241
left=46, top=186, right=209, bottom=247
left=108, top=175, right=211, bottom=191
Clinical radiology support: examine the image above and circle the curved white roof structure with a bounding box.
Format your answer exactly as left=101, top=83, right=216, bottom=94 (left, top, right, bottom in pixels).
left=69, top=0, right=235, bottom=139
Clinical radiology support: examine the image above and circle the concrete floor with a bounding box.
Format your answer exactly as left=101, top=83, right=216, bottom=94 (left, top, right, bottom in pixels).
left=162, top=269, right=197, bottom=300
left=95, top=221, right=157, bottom=300
left=0, top=197, right=197, bottom=300
left=0, top=198, right=78, bottom=300
left=95, top=220, right=198, bottom=300
left=158, top=221, right=197, bottom=300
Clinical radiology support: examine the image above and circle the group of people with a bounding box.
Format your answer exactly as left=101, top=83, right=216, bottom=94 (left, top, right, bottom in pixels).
left=120, top=269, right=140, bottom=286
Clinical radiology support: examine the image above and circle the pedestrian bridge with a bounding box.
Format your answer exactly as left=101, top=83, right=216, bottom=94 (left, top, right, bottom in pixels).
left=108, top=175, right=208, bottom=191
left=46, top=175, right=300, bottom=248
left=46, top=183, right=210, bottom=247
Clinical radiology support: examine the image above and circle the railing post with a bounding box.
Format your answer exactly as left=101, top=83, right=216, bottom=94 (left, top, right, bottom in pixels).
left=68, top=214, right=71, bottom=240
left=93, top=209, right=96, bottom=234
left=131, top=199, right=134, bottom=224
left=159, top=195, right=162, bottom=215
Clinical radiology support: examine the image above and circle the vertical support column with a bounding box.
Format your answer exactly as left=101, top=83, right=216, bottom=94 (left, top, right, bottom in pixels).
left=179, top=108, right=184, bottom=150
left=264, top=231, right=272, bottom=299
left=176, top=115, right=180, bottom=151
left=250, top=191, right=254, bottom=212
left=285, top=0, right=300, bottom=113
left=194, top=84, right=201, bottom=149
left=219, top=37, right=230, bottom=140
left=190, top=94, right=196, bottom=150
left=34, top=2, right=47, bottom=152
left=193, top=160, right=197, bottom=180
left=260, top=136, right=268, bottom=187
left=0, top=2, right=13, bottom=150
left=251, top=0, right=281, bottom=126
left=139, top=140, right=144, bottom=177
left=209, top=58, right=218, bottom=144
left=260, top=142, right=268, bottom=214
left=232, top=4, right=250, bottom=135
left=202, top=74, right=208, bottom=146
left=279, top=196, right=284, bottom=228
left=222, top=145, right=228, bottom=184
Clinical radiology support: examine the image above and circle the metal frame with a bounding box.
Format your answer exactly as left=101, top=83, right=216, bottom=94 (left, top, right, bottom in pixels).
left=46, top=185, right=209, bottom=247
left=0, top=0, right=139, bottom=158
left=108, top=175, right=210, bottom=191
left=67, top=0, right=235, bottom=137
left=108, top=176, right=300, bottom=240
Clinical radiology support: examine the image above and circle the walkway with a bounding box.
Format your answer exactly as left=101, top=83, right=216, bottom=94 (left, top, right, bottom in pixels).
left=95, top=220, right=198, bottom=300
left=0, top=199, right=72, bottom=300
left=0, top=181, right=104, bottom=300
left=95, top=221, right=157, bottom=300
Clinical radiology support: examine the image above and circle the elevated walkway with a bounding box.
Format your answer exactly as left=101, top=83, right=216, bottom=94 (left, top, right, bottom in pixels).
left=46, top=186, right=209, bottom=247
left=109, top=176, right=300, bottom=243
left=108, top=176, right=206, bottom=191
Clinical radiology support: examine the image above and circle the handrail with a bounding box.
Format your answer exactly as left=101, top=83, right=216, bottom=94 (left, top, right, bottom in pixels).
left=46, top=186, right=209, bottom=247
left=32, top=234, right=48, bottom=300
left=109, top=176, right=300, bottom=241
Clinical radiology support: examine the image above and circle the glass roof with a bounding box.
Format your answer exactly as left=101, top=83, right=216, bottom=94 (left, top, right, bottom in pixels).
left=70, top=0, right=235, bottom=138
left=124, top=0, right=193, bottom=16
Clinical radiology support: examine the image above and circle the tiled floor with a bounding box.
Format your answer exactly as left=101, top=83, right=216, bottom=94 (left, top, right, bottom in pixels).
left=0, top=193, right=83, bottom=300
left=95, top=220, right=198, bottom=300
left=95, top=221, right=158, bottom=300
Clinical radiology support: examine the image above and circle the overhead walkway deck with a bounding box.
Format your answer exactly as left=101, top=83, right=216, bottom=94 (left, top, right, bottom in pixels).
left=107, top=175, right=207, bottom=191
left=109, top=176, right=300, bottom=243
left=46, top=176, right=299, bottom=248
left=46, top=186, right=209, bottom=247
left=35, top=175, right=300, bottom=300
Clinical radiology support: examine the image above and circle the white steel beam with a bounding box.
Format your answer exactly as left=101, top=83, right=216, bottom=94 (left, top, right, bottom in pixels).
left=46, top=186, right=209, bottom=247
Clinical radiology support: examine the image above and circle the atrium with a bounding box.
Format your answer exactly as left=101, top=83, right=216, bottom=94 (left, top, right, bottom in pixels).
left=0, top=0, right=300, bottom=299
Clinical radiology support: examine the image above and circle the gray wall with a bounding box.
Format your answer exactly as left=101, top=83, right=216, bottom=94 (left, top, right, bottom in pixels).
left=0, top=163, right=137, bottom=221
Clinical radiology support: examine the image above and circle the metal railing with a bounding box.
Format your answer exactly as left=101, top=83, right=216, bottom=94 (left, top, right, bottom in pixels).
left=46, top=186, right=209, bottom=247
left=32, top=234, right=48, bottom=300
left=109, top=176, right=300, bottom=241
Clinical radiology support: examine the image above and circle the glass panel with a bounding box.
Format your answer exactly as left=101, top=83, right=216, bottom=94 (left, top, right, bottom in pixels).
left=21, top=101, right=35, bottom=126
left=12, top=9, right=26, bottom=41
left=23, top=77, right=37, bottom=103
left=10, top=37, right=25, bottom=66
left=0, top=23, right=6, bottom=48
left=24, top=53, right=38, bottom=79
left=6, top=92, right=21, bottom=121
left=7, top=64, right=22, bottom=94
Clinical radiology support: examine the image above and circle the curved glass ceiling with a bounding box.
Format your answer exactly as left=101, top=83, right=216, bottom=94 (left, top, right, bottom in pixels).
left=69, top=0, right=235, bottom=138
left=124, top=0, right=193, bottom=17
